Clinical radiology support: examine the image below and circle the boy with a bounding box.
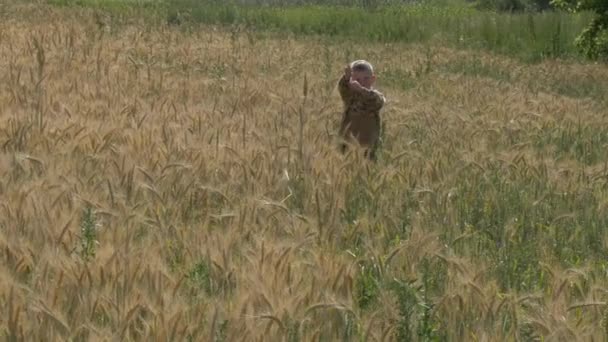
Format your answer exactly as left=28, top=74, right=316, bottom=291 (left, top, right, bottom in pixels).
left=337, top=60, right=385, bottom=161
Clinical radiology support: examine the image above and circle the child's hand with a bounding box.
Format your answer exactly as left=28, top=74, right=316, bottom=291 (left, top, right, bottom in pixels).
left=348, top=79, right=365, bottom=92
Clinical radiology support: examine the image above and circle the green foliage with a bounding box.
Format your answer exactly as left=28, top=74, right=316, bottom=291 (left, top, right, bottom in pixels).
left=187, top=259, right=218, bottom=296
left=166, top=1, right=594, bottom=61
left=391, top=279, right=443, bottom=341
left=473, top=0, right=553, bottom=12
left=166, top=239, right=186, bottom=271
left=452, top=158, right=608, bottom=290
left=185, top=258, right=236, bottom=299
left=574, top=12, right=608, bottom=60
left=551, top=0, right=607, bottom=12
left=552, top=0, right=608, bottom=60
left=354, top=258, right=382, bottom=310
left=80, top=206, right=98, bottom=261
left=49, top=0, right=596, bottom=61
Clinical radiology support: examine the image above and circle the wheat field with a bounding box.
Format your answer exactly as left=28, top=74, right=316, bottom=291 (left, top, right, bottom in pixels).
left=1, top=3, right=608, bottom=341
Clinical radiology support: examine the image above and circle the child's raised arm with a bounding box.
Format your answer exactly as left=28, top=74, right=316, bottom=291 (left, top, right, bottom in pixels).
left=363, top=88, right=385, bottom=111
left=348, top=80, right=385, bottom=111
left=338, top=65, right=353, bottom=102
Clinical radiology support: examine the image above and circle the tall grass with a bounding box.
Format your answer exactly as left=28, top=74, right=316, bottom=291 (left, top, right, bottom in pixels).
left=1, top=2, right=608, bottom=341
left=49, top=0, right=596, bottom=61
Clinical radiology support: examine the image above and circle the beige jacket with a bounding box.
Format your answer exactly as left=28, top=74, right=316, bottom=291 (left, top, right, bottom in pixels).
left=337, top=75, right=385, bottom=149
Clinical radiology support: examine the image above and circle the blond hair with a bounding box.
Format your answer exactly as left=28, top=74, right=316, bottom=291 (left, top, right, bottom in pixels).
left=350, top=60, right=374, bottom=74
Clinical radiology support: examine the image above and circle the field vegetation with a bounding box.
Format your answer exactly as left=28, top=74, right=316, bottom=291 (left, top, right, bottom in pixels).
left=49, top=0, right=600, bottom=62
left=1, top=0, right=608, bottom=341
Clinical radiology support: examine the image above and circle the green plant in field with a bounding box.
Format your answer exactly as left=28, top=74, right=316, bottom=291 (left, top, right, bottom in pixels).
left=391, top=278, right=442, bottom=341
left=80, top=205, right=98, bottom=261
left=186, top=258, right=236, bottom=298
left=166, top=239, right=186, bottom=271
left=187, top=259, right=217, bottom=296
left=285, top=317, right=300, bottom=342
left=355, top=258, right=382, bottom=310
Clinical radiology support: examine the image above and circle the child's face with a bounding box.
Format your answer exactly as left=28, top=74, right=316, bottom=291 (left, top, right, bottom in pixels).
left=351, top=69, right=376, bottom=88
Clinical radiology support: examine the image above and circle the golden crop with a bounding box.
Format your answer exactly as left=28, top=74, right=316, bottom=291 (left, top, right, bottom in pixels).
left=1, top=3, right=607, bottom=341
